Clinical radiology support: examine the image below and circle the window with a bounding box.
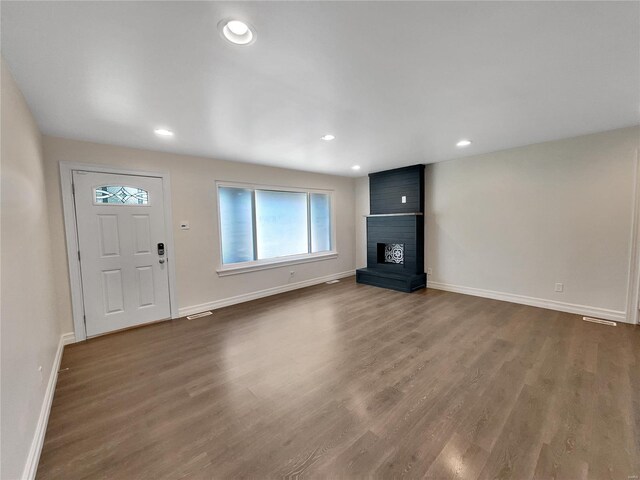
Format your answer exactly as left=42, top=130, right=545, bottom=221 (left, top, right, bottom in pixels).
left=95, top=186, right=149, bottom=205
left=255, top=190, right=308, bottom=259
left=310, top=192, right=332, bottom=253
left=217, top=184, right=334, bottom=271
left=219, top=187, right=254, bottom=264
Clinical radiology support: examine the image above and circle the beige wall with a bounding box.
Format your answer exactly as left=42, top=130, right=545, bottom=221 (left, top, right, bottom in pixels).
left=356, top=126, right=640, bottom=321
left=355, top=176, right=369, bottom=269
left=43, top=137, right=357, bottom=333
left=1, top=61, right=62, bottom=479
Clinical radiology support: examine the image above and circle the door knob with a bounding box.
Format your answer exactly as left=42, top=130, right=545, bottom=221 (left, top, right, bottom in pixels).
left=159, top=258, right=165, bottom=264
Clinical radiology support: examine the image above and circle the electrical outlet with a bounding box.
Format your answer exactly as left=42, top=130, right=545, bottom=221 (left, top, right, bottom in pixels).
left=401, top=196, right=407, bottom=204
left=555, top=283, right=564, bottom=293
left=290, top=271, right=295, bottom=277
left=427, top=268, right=433, bottom=275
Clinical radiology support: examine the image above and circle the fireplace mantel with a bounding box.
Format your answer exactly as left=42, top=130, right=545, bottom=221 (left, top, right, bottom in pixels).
left=364, top=213, right=423, bottom=217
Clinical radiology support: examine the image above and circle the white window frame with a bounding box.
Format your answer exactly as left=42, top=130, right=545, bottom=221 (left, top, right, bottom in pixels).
left=215, top=181, right=338, bottom=276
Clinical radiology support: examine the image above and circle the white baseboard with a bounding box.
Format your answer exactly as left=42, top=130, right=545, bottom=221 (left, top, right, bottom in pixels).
left=61, top=332, right=76, bottom=345
left=21, top=332, right=74, bottom=480
left=428, top=281, right=629, bottom=324
left=179, top=270, right=355, bottom=318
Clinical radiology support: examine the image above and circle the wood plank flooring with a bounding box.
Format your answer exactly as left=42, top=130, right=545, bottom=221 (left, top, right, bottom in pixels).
left=37, top=278, right=640, bottom=479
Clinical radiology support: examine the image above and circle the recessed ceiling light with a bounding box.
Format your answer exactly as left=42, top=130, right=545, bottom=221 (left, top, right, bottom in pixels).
left=227, top=20, right=249, bottom=36
left=456, top=139, right=472, bottom=147
left=321, top=134, right=335, bottom=141
left=154, top=128, right=174, bottom=137
left=219, top=19, right=256, bottom=45
left=351, top=165, right=361, bottom=171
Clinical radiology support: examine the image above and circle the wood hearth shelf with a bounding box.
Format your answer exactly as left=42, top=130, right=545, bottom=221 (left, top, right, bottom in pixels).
left=364, top=212, right=423, bottom=217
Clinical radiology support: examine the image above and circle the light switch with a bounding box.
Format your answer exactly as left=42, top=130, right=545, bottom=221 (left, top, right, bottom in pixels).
left=180, top=221, right=190, bottom=230
left=401, top=196, right=407, bottom=204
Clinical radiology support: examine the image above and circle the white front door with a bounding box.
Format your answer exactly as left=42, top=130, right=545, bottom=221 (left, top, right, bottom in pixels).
left=73, top=171, right=171, bottom=337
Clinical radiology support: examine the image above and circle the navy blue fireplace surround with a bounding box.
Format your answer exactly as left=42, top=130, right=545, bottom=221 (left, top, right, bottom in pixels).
left=356, top=164, right=426, bottom=293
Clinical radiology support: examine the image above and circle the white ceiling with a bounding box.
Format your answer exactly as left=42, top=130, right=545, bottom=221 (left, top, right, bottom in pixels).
left=2, top=1, right=639, bottom=176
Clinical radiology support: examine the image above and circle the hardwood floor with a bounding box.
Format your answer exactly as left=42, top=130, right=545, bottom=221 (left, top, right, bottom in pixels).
left=37, top=278, right=639, bottom=479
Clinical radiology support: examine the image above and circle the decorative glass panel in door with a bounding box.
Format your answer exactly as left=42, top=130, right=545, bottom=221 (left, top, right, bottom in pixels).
left=95, top=186, right=149, bottom=205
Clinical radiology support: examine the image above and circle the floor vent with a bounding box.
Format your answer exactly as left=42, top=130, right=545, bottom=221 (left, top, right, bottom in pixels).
left=187, top=311, right=213, bottom=320
left=326, top=280, right=340, bottom=284
left=582, top=316, right=616, bottom=327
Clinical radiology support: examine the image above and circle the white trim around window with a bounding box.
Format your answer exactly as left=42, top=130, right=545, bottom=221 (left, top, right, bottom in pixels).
left=217, top=251, right=339, bottom=276
left=215, top=181, right=338, bottom=276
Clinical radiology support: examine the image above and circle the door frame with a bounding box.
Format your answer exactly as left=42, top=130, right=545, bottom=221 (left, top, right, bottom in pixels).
left=626, top=148, right=640, bottom=325
left=60, top=161, right=179, bottom=341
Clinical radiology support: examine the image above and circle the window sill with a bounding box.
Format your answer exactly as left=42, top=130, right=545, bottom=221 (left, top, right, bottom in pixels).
left=217, top=252, right=339, bottom=276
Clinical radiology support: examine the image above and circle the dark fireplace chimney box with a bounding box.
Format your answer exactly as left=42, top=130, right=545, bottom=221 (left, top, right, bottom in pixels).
left=356, top=164, right=426, bottom=293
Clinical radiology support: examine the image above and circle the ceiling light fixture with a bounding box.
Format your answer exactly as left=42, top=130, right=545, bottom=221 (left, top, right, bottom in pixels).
left=219, top=19, right=256, bottom=45
left=154, top=128, right=174, bottom=137
left=227, top=20, right=248, bottom=36
left=321, top=134, right=335, bottom=141
left=351, top=165, right=361, bottom=171
left=456, top=139, right=472, bottom=147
